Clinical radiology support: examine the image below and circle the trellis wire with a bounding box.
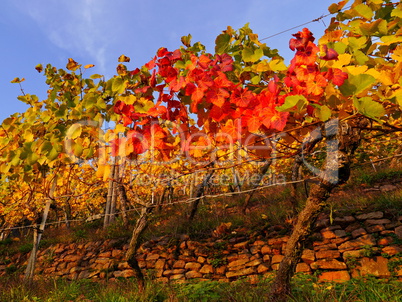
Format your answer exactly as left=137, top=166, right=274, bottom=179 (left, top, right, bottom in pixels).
left=1, top=151, right=401, bottom=233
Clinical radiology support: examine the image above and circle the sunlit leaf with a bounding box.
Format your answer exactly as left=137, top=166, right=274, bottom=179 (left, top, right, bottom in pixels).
left=339, top=74, right=376, bottom=96
left=353, top=97, right=385, bottom=118
left=40, top=141, right=53, bottom=155
left=345, top=65, right=368, bottom=76
left=103, top=164, right=112, bottom=181
left=134, top=98, right=154, bottom=113
left=90, top=74, right=103, bottom=79
left=379, top=36, right=402, bottom=45
left=246, top=115, right=261, bottom=133
left=354, top=3, right=373, bottom=20
left=251, top=75, right=261, bottom=84
left=115, top=123, right=126, bottom=134
left=181, top=34, right=192, bottom=47
left=118, top=55, right=130, bottom=62
left=315, top=105, right=332, bottom=122
left=83, top=146, right=95, bottom=159
left=221, top=119, right=240, bottom=140
left=391, top=5, right=402, bottom=18
left=66, top=124, right=82, bottom=140
left=353, top=50, right=369, bottom=65
left=116, top=63, right=127, bottom=75
left=47, top=147, right=59, bottom=161
left=27, top=152, right=39, bottom=165
left=73, top=143, right=83, bottom=157
left=23, top=130, right=34, bottom=142
left=277, top=95, right=307, bottom=112
left=10, top=77, right=25, bottom=83
left=66, top=58, right=80, bottom=71
left=242, top=47, right=263, bottom=63
left=215, top=33, right=231, bottom=54
left=35, top=64, right=43, bottom=73
left=111, top=77, right=126, bottom=94
left=96, top=164, right=105, bottom=179
left=328, top=1, right=347, bottom=14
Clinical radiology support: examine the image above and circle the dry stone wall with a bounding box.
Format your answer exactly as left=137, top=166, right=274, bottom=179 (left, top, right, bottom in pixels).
left=1, top=210, right=402, bottom=283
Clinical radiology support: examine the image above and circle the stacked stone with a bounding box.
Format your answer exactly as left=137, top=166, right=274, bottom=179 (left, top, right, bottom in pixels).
left=1, top=210, right=401, bottom=283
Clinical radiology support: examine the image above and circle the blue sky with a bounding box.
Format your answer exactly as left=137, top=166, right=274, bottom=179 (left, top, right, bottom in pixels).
left=1, top=0, right=336, bottom=123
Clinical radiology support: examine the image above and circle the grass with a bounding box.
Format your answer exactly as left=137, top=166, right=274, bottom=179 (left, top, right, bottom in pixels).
left=0, top=274, right=401, bottom=302
left=289, top=274, right=402, bottom=302
left=353, top=167, right=402, bottom=187
left=326, top=184, right=402, bottom=219
left=324, top=165, right=402, bottom=216
left=0, top=276, right=170, bottom=302
left=138, top=190, right=294, bottom=243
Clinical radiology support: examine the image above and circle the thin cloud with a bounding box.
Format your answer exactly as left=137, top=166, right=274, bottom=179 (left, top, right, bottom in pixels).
left=14, top=0, right=112, bottom=73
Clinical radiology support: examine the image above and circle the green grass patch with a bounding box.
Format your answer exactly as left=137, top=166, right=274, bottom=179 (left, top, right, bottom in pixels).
left=290, top=274, right=402, bottom=302
left=1, top=275, right=401, bottom=302
left=353, top=166, right=402, bottom=187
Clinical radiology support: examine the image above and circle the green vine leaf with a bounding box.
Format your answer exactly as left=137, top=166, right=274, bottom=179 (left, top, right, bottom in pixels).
left=339, top=74, right=376, bottom=96
left=353, top=96, right=385, bottom=118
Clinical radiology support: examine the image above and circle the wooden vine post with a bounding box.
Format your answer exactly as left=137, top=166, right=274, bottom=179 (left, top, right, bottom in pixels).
left=125, top=202, right=153, bottom=292
left=24, top=175, right=58, bottom=284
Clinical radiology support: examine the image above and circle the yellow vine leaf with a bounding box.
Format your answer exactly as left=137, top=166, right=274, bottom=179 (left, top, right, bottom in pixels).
left=391, top=4, right=402, bottom=18
left=96, top=164, right=108, bottom=180
left=391, top=89, right=402, bottom=108
left=329, top=53, right=351, bottom=69
left=269, top=59, right=287, bottom=71
left=66, top=124, right=82, bottom=140
left=23, top=130, right=34, bottom=142
left=10, top=77, right=25, bottom=83
left=104, top=129, right=116, bottom=143
left=391, top=45, right=402, bottom=62
left=345, top=65, right=368, bottom=75
left=104, top=164, right=112, bottom=182
left=66, top=58, right=81, bottom=71
left=378, top=36, right=402, bottom=46
left=114, top=123, right=126, bottom=134
left=119, top=95, right=137, bottom=105
left=35, top=64, right=43, bottom=73
left=118, top=55, right=130, bottom=62
left=252, top=61, right=271, bottom=73
left=123, top=141, right=134, bottom=158
left=134, top=98, right=155, bottom=113
left=368, top=70, right=393, bottom=86
left=190, top=145, right=204, bottom=158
